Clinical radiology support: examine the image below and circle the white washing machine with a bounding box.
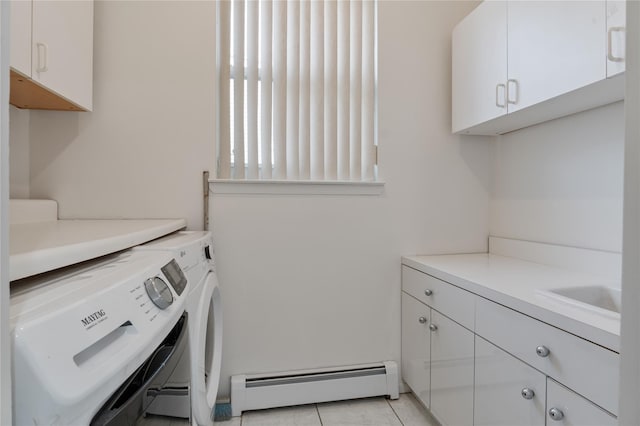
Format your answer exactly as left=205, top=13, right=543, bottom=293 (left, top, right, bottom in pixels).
left=10, top=249, right=190, bottom=425
left=134, top=231, right=222, bottom=426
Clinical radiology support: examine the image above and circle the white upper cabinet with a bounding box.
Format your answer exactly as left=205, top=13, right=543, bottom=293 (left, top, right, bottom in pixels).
left=10, top=0, right=94, bottom=111
left=507, top=1, right=606, bottom=113
left=10, top=0, right=31, bottom=76
left=607, top=1, right=626, bottom=77
left=452, top=1, right=507, bottom=133
left=452, top=0, right=625, bottom=135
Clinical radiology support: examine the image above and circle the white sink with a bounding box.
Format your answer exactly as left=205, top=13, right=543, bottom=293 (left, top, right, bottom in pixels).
left=537, top=286, right=621, bottom=319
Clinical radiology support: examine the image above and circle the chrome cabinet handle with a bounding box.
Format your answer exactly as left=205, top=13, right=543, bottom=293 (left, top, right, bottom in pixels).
left=418, top=316, right=427, bottom=324
left=424, top=289, right=433, bottom=296
left=495, top=83, right=506, bottom=108
left=608, top=26, right=625, bottom=62
left=36, top=42, right=48, bottom=73
left=548, top=407, right=564, bottom=421
left=429, top=324, right=438, bottom=332
left=536, top=346, right=550, bottom=357
left=507, top=79, right=518, bottom=104
left=521, top=388, right=535, bottom=400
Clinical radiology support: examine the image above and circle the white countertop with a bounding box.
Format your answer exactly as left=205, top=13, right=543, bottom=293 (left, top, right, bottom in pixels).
left=402, top=253, right=620, bottom=352
left=10, top=219, right=186, bottom=281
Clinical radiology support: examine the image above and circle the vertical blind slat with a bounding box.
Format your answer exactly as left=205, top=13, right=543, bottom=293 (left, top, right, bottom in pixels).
left=310, top=0, right=324, bottom=180
left=273, top=0, right=287, bottom=179
left=218, top=0, right=231, bottom=179
left=349, top=0, right=362, bottom=180
left=324, top=0, right=338, bottom=180
left=299, top=0, right=311, bottom=179
left=337, top=0, right=350, bottom=181
left=233, top=0, right=245, bottom=179
left=246, top=0, right=259, bottom=179
left=362, top=0, right=375, bottom=181
left=286, top=0, right=300, bottom=180
left=260, top=0, right=273, bottom=179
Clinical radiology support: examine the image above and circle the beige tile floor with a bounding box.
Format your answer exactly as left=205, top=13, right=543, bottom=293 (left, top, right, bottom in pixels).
left=139, top=393, right=439, bottom=426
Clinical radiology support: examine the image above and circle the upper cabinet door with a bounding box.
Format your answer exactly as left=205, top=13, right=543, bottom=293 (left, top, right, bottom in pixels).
left=507, top=1, right=606, bottom=113
left=452, top=1, right=507, bottom=133
left=607, top=0, right=626, bottom=77
left=10, top=0, right=32, bottom=77
left=31, top=0, right=94, bottom=110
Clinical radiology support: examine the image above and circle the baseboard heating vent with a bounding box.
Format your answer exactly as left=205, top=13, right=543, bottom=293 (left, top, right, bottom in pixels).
left=230, top=361, right=398, bottom=416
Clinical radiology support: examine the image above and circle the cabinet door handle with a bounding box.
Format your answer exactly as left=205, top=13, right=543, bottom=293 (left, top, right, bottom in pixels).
left=495, top=83, right=506, bottom=108
left=429, top=324, right=438, bottom=332
left=536, top=345, right=550, bottom=357
left=36, top=42, right=48, bottom=73
left=418, top=316, right=427, bottom=324
left=507, top=79, right=518, bottom=104
left=521, top=388, right=535, bottom=400
left=424, top=289, right=433, bottom=296
left=548, top=407, right=565, bottom=421
left=608, top=26, right=625, bottom=62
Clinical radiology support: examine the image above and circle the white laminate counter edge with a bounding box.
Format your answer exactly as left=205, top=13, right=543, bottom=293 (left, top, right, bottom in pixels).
left=10, top=219, right=187, bottom=281
left=402, top=254, right=620, bottom=353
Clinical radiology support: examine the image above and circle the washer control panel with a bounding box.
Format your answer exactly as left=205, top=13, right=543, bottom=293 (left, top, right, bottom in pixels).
left=144, top=276, right=173, bottom=310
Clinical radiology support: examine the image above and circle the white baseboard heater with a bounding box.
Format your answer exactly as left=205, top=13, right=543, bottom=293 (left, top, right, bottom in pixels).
left=230, top=361, right=399, bottom=416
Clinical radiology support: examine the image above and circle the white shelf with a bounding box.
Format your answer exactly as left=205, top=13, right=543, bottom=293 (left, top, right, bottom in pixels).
left=10, top=218, right=186, bottom=281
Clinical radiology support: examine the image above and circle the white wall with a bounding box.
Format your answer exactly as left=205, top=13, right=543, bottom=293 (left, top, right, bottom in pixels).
left=212, top=0, right=490, bottom=398
left=490, top=102, right=625, bottom=253
left=9, top=106, right=29, bottom=199
left=26, top=1, right=216, bottom=229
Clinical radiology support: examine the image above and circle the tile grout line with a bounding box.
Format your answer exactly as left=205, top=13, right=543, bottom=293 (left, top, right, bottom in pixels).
left=386, top=397, right=406, bottom=426
left=315, top=403, right=324, bottom=426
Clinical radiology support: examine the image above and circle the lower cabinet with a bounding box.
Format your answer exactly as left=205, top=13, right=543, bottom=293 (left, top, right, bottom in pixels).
left=401, top=265, right=620, bottom=426
left=401, top=293, right=430, bottom=408
left=400, top=288, right=474, bottom=426
left=474, top=336, right=546, bottom=426
left=430, top=311, right=474, bottom=426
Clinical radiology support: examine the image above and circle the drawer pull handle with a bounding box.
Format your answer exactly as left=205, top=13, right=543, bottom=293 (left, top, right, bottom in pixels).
left=418, top=316, right=427, bottom=324
left=429, top=324, right=438, bottom=332
left=536, top=345, right=550, bottom=357
left=521, top=388, right=535, bottom=400
left=548, top=407, right=564, bottom=421
left=424, top=289, right=433, bottom=296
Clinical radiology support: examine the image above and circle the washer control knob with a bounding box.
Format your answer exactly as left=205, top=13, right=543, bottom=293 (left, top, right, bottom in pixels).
left=144, top=277, right=173, bottom=310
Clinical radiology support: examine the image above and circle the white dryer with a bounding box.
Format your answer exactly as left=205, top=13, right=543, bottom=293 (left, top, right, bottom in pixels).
left=10, top=250, right=190, bottom=425
left=134, top=231, right=222, bottom=426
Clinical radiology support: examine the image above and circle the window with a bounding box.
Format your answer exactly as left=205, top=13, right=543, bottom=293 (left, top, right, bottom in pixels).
left=216, top=0, right=377, bottom=182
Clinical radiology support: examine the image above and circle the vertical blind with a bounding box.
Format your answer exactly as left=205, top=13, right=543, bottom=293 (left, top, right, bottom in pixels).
left=217, top=0, right=377, bottom=181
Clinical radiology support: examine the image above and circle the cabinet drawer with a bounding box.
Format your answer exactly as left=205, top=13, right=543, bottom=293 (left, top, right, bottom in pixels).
left=475, top=297, right=619, bottom=415
left=402, top=265, right=475, bottom=330
left=546, top=378, right=616, bottom=425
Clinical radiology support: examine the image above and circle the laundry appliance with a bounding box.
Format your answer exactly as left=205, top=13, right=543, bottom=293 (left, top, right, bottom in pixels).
left=134, top=231, right=222, bottom=425
left=10, top=249, right=190, bottom=425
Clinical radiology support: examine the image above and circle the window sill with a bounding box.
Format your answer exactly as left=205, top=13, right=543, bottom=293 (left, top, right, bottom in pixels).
left=209, top=179, right=385, bottom=195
